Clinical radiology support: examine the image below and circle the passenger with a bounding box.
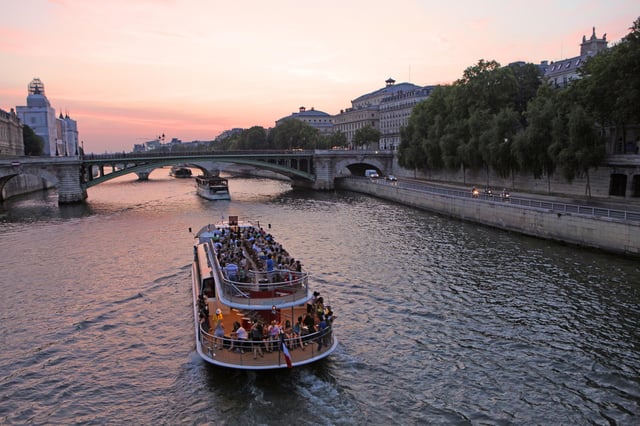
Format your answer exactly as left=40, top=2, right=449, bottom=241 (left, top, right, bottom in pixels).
left=316, top=314, right=328, bottom=351
left=292, top=316, right=305, bottom=350
left=267, top=320, right=281, bottom=352
left=250, top=322, right=264, bottom=359
left=315, top=296, right=325, bottom=319
left=229, top=321, right=248, bottom=353
left=224, top=261, right=238, bottom=281
left=308, top=291, right=320, bottom=313
left=302, top=312, right=315, bottom=336
left=199, top=312, right=210, bottom=334
left=213, top=318, right=225, bottom=349
left=266, top=255, right=275, bottom=280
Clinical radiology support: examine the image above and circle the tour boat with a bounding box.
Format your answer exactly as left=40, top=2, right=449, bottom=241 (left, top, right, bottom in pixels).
left=169, top=166, right=192, bottom=178
left=190, top=216, right=338, bottom=369
left=195, top=175, right=231, bottom=201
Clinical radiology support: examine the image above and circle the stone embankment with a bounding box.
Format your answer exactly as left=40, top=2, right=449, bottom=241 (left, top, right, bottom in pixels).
left=336, top=177, right=640, bottom=257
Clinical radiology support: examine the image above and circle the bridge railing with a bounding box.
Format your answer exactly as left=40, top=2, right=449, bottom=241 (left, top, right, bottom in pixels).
left=82, top=149, right=317, bottom=161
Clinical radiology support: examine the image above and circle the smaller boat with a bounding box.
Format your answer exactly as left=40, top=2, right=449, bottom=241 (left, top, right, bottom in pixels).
left=195, top=174, right=230, bottom=200
left=170, top=166, right=192, bottom=178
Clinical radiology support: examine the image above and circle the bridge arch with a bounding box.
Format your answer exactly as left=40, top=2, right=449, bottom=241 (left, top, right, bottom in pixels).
left=334, top=158, right=389, bottom=177
left=0, top=166, right=59, bottom=201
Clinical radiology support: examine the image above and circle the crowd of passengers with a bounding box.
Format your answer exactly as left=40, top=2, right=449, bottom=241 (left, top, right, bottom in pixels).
left=220, top=292, right=335, bottom=359
left=211, top=226, right=304, bottom=283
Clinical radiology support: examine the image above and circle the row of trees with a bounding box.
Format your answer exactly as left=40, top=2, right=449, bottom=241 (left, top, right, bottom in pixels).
left=398, top=17, right=640, bottom=195
left=211, top=120, right=381, bottom=152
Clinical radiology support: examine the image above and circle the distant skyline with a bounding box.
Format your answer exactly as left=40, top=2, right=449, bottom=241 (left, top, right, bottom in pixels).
left=0, top=0, right=637, bottom=153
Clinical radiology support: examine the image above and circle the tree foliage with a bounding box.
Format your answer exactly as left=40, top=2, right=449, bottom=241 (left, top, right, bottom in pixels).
left=352, top=125, right=381, bottom=149
left=399, top=59, right=541, bottom=179
left=23, top=125, right=44, bottom=155
left=269, top=119, right=320, bottom=150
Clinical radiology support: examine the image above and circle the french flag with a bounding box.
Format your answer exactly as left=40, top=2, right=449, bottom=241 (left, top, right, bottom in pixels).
left=280, top=335, right=292, bottom=368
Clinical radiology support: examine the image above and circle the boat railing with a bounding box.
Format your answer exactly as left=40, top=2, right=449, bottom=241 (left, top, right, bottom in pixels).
left=219, top=269, right=309, bottom=306
left=198, top=324, right=334, bottom=366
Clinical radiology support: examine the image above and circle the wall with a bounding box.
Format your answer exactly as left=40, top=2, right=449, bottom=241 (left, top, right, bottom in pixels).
left=392, top=157, right=640, bottom=202
left=337, top=178, right=640, bottom=257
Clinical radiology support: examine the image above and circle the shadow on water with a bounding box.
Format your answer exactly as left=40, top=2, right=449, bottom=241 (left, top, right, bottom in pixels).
left=0, top=189, right=95, bottom=223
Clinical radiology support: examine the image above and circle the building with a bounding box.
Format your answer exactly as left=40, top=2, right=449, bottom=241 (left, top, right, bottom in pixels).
left=379, top=84, right=434, bottom=150
left=334, top=78, right=431, bottom=150
left=57, top=113, right=79, bottom=156
left=16, top=78, right=58, bottom=156
left=333, top=105, right=379, bottom=149
left=275, top=106, right=334, bottom=135
left=544, top=27, right=608, bottom=88
left=0, top=108, right=24, bottom=156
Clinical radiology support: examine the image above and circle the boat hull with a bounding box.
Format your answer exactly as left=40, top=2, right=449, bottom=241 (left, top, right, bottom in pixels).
left=196, top=188, right=231, bottom=201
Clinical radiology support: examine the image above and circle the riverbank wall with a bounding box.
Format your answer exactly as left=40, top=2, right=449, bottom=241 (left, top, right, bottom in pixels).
left=391, top=156, right=640, bottom=203
left=336, top=178, right=640, bottom=257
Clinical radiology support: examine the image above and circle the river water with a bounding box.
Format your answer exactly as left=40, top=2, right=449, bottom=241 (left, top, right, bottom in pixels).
left=1, top=169, right=639, bottom=425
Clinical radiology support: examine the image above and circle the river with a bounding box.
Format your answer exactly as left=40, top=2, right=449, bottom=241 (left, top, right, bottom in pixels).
left=1, top=169, right=639, bottom=425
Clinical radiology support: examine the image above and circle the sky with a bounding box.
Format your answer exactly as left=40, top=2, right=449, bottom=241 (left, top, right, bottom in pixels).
left=0, top=0, right=637, bottom=153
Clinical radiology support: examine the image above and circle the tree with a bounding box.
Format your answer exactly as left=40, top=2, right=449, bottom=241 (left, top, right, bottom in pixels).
left=270, top=119, right=320, bottom=150
left=323, top=131, right=347, bottom=149
left=353, top=125, right=381, bottom=150
left=486, top=107, right=521, bottom=180
left=514, top=84, right=558, bottom=189
left=23, top=125, right=44, bottom=155
left=235, top=126, right=268, bottom=150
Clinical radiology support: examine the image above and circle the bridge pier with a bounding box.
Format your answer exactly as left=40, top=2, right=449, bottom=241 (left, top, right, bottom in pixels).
left=135, top=171, right=150, bottom=180
left=56, top=163, right=87, bottom=204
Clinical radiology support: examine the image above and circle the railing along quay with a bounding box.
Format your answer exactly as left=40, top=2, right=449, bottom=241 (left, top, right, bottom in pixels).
left=363, top=177, right=640, bottom=223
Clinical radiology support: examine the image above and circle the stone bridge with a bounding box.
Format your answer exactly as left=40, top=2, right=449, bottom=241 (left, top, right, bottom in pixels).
left=0, top=150, right=394, bottom=203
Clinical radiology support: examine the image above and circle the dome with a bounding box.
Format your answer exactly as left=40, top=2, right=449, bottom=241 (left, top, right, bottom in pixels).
left=28, top=78, right=45, bottom=95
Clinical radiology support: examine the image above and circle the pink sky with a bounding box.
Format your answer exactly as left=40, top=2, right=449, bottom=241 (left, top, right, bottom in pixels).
left=0, top=0, right=637, bottom=153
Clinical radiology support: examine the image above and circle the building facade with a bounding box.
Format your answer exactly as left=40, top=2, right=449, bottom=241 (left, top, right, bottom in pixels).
left=333, top=78, right=431, bottom=150
left=275, top=106, right=334, bottom=135
left=544, top=27, right=608, bottom=88
left=0, top=108, right=24, bottom=156
left=57, top=113, right=79, bottom=156
left=16, top=78, right=58, bottom=156
left=379, top=84, right=434, bottom=150
left=333, top=105, right=379, bottom=149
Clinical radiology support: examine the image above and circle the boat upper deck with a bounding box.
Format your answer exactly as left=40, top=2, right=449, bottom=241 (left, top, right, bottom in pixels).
left=196, top=220, right=311, bottom=309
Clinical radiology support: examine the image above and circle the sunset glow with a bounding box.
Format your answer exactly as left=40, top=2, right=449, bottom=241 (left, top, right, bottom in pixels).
left=0, top=0, right=637, bottom=153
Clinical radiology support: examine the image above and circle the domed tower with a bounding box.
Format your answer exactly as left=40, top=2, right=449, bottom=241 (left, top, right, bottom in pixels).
left=28, top=78, right=46, bottom=96
left=16, top=78, right=57, bottom=156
